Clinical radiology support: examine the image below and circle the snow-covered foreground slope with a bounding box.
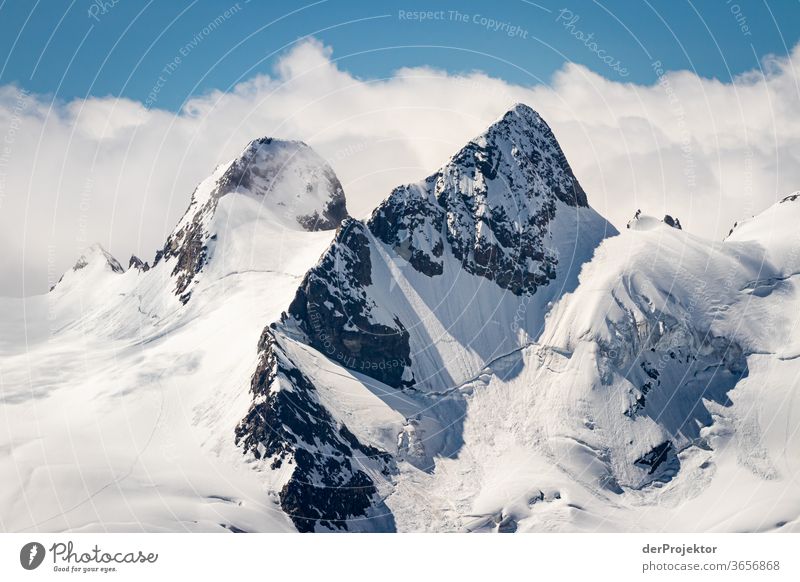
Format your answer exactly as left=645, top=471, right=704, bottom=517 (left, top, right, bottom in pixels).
left=2, top=108, right=799, bottom=533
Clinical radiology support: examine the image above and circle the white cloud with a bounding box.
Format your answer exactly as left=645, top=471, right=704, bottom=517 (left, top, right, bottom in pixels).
left=1, top=38, right=798, bottom=296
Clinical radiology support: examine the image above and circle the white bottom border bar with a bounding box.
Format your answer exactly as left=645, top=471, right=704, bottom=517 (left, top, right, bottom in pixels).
left=1, top=533, right=798, bottom=581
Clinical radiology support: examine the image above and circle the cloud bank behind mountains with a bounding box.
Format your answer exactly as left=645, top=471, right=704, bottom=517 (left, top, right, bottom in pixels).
left=1, top=38, right=798, bottom=296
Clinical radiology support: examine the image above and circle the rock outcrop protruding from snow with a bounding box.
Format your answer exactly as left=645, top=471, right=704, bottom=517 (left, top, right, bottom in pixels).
left=128, top=255, right=150, bottom=272
left=285, top=219, right=414, bottom=388
left=234, top=328, right=395, bottom=532
left=627, top=211, right=682, bottom=230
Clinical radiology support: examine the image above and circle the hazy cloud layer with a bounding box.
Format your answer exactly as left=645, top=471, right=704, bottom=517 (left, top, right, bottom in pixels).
left=1, top=38, right=798, bottom=296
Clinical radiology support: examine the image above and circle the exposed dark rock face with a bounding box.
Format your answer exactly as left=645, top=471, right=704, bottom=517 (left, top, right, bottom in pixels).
left=369, top=182, right=446, bottom=277
left=235, top=328, right=395, bottom=532
left=369, top=103, right=585, bottom=296
left=634, top=441, right=679, bottom=483
left=444, top=105, right=588, bottom=209
left=128, top=255, right=150, bottom=272
left=285, top=219, right=413, bottom=388
left=157, top=215, right=210, bottom=301
left=663, top=214, right=682, bottom=229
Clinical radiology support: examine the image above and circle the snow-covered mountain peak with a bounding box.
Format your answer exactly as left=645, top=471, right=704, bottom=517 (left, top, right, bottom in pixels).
left=365, top=103, right=604, bottom=297
left=209, top=138, right=348, bottom=231
left=727, top=190, right=800, bottom=242
left=275, top=103, right=614, bottom=391
left=481, top=102, right=548, bottom=144
left=482, top=102, right=548, bottom=145
left=72, top=243, right=124, bottom=273
left=175, top=138, right=348, bottom=234
left=725, top=190, right=800, bottom=273
left=155, top=138, right=348, bottom=301
left=49, top=243, right=124, bottom=293
left=447, top=102, right=588, bottom=208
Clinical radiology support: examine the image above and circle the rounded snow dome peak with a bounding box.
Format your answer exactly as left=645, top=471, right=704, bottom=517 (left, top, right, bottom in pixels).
left=212, top=137, right=349, bottom=231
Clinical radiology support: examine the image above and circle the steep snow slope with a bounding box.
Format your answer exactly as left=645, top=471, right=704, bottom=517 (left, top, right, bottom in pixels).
left=408, top=209, right=800, bottom=533
left=727, top=191, right=800, bottom=277
left=0, top=138, right=346, bottom=532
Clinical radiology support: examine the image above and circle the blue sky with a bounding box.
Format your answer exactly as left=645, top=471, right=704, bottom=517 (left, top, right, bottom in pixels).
left=2, top=0, right=799, bottom=296
left=2, top=0, right=798, bottom=109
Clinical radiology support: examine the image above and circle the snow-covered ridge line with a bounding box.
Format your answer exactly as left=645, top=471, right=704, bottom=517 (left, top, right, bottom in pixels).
left=51, top=137, right=350, bottom=303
